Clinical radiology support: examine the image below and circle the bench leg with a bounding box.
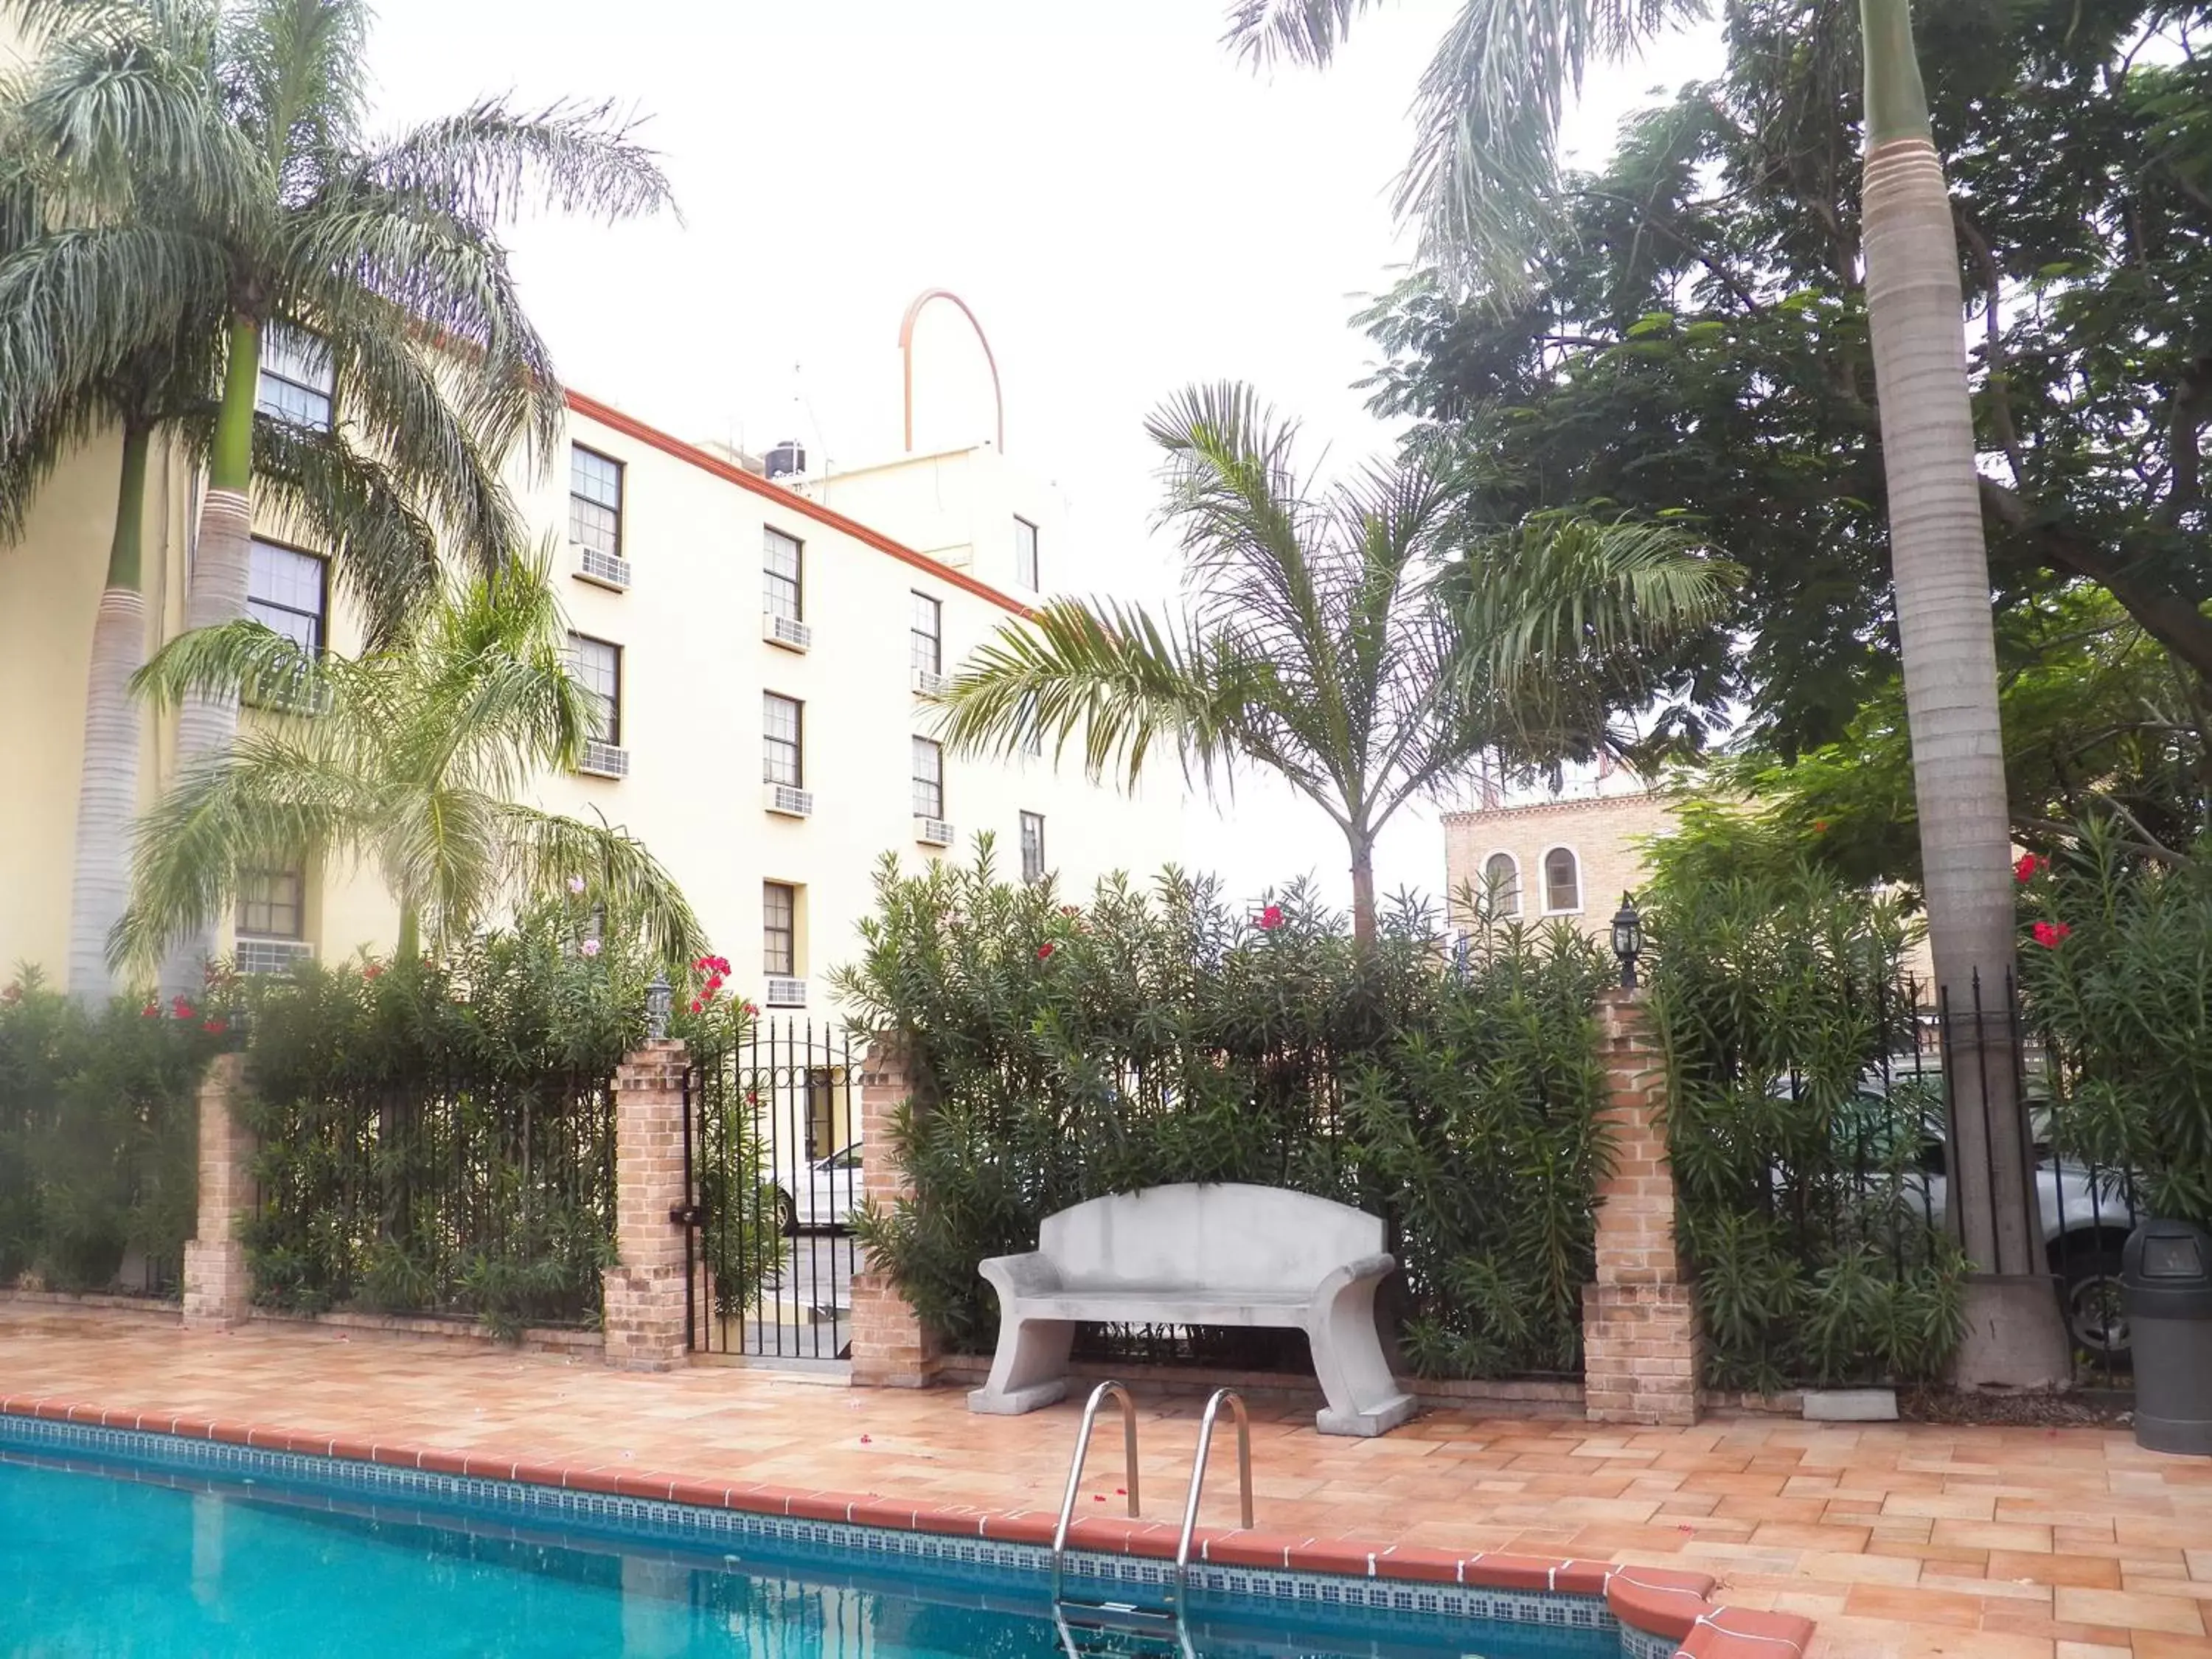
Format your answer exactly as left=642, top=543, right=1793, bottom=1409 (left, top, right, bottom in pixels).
left=1308, top=1279, right=1416, bottom=1437
left=966, top=1314, right=1074, bottom=1416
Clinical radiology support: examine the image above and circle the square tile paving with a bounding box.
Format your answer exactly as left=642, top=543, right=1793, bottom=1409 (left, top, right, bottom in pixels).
left=3, top=1302, right=2208, bottom=1657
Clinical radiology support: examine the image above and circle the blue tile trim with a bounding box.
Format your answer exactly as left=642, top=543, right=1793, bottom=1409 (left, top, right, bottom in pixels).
left=1, top=1413, right=1629, bottom=1646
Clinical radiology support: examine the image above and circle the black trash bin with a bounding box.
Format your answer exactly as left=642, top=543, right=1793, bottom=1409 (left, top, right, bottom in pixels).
left=2124, top=1220, right=2212, bottom=1455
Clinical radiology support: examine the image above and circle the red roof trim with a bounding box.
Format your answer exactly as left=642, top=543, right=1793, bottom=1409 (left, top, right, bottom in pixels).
left=564, top=389, right=1032, bottom=618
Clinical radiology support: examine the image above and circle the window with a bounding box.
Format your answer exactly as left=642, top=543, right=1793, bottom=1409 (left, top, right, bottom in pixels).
left=1543, top=847, right=1582, bottom=914
left=804, top=1069, right=839, bottom=1160
left=248, top=540, right=327, bottom=654
left=763, top=527, right=802, bottom=621
left=911, top=737, right=944, bottom=820
left=762, top=693, right=803, bottom=786
left=1481, top=852, right=1521, bottom=918
left=235, top=866, right=304, bottom=939
left=1020, top=812, right=1046, bottom=884
left=909, top=591, right=942, bottom=676
left=762, top=881, right=796, bottom=976
left=569, top=445, right=623, bottom=557
left=257, top=324, right=333, bottom=431
left=566, top=633, right=621, bottom=745
left=1014, top=516, right=1040, bottom=590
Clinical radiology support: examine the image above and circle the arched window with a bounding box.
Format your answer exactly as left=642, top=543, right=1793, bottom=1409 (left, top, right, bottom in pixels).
left=1481, top=852, right=1521, bottom=917
left=1543, top=846, right=1582, bottom=914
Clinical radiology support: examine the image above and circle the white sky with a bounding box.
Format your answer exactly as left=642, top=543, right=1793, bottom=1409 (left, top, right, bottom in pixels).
left=364, top=0, right=1722, bottom=919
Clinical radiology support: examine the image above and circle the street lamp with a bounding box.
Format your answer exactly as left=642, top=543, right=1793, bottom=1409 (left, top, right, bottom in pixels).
left=1610, top=893, right=1643, bottom=990
left=646, top=973, right=672, bottom=1040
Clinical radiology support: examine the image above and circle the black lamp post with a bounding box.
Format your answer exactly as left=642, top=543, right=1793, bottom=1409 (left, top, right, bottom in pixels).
left=646, top=973, right=672, bottom=1040
left=1610, top=892, right=1642, bottom=990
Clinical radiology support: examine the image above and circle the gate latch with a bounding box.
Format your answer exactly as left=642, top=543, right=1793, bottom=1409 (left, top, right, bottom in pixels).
left=668, top=1202, right=707, bottom=1228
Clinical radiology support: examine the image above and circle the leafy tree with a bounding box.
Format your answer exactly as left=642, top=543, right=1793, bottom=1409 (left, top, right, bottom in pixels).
left=933, top=381, right=1725, bottom=946
left=111, top=552, right=706, bottom=974
left=0, top=0, right=672, bottom=989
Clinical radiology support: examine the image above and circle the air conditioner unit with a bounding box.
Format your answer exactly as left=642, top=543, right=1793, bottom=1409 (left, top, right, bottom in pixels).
left=911, top=667, right=950, bottom=699
left=914, top=816, right=955, bottom=848
left=762, top=612, right=812, bottom=653
left=765, top=976, right=807, bottom=1008
left=578, top=740, right=630, bottom=779
left=235, top=936, right=314, bottom=976
left=764, top=782, right=814, bottom=818
left=570, top=543, right=632, bottom=591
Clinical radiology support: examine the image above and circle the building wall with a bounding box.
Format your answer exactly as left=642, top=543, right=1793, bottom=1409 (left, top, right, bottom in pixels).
left=1441, top=791, right=1685, bottom=940
left=0, top=389, right=1180, bottom=1012
left=798, top=444, right=1059, bottom=602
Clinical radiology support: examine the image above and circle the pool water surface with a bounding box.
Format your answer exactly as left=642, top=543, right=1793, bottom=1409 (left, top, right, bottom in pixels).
left=0, top=1439, right=1628, bottom=1658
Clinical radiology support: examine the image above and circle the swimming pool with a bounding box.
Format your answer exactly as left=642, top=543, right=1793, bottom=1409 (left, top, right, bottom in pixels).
left=0, top=1417, right=1635, bottom=1658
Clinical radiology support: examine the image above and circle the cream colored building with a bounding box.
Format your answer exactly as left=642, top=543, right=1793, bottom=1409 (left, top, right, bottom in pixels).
left=0, top=376, right=1181, bottom=1010
left=1441, top=785, right=1683, bottom=941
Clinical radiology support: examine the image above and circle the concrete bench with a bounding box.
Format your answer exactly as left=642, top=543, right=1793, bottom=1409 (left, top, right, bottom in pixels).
left=966, top=1182, right=1416, bottom=1437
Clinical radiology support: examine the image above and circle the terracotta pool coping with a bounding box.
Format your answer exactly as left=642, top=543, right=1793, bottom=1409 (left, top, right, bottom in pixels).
left=0, top=1394, right=1815, bottom=1658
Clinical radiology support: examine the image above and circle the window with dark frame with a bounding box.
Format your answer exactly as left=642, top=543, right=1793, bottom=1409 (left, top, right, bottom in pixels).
left=1482, top=852, right=1522, bottom=917
left=763, top=527, right=803, bottom=620
left=1020, top=812, right=1046, bottom=883
left=256, top=324, right=333, bottom=431
left=235, top=866, right=305, bottom=939
left=566, top=633, right=621, bottom=745
left=911, top=737, right=944, bottom=820
left=804, top=1068, right=837, bottom=1161
left=909, top=591, right=942, bottom=676
left=1543, top=847, right=1582, bottom=913
left=1014, top=516, right=1040, bottom=590
left=569, top=445, right=623, bottom=557
left=762, top=693, right=803, bottom=786
left=762, top=880, right=796, bottom=977
left=248, top=540, right=327, bottom=654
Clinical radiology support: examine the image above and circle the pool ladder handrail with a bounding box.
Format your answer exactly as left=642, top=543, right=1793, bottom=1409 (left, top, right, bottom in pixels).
left=1171, top=1388, right=1253, bottom=1605
left=1050, top=1380, right=1141, bottom=1603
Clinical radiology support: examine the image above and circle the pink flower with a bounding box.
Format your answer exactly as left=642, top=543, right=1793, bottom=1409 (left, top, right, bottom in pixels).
left=202, top=1018, right=226, bottom=1034
left=1037, top=942, right=1055, bottom=960
left=1256, top=904, right=1284, bottom=931
left=567, top=874, right=587, bottom=894
left=362, top=963, right=386, bottom=981
left=580, top=939, right=601, bottom=958
left=2031, top=920, right=2072, bottom=948
left=141, top=1001, right=160, bottom=1018
left=2015, top=853, right=2048, bottom=884
left=741, top=1001, right=759, bottom=1018
left=0, top=984, right=18, bottom=1006
left=689, top=998, right=704, bottom=1014
left=170, top=995, right=194, bottom=1019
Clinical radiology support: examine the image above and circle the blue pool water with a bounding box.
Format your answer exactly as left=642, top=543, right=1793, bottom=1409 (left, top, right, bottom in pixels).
left=0, top=1429, right=1623, bottom=1658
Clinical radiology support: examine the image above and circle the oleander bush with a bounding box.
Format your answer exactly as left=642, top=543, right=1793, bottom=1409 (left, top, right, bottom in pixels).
left=1641, top=807, right=1967, bottom=1391
left=0, top=968, right=227, bottom=1295
left=833, top=844, right=1615, bottom=1379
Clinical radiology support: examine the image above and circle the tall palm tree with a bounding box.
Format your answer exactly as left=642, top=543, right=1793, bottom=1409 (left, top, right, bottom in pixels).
left=1226, top=0, right=2066, bottom=1380
left=111, top=552, right=706, bottom=975
left=0, top=0, right=672, bottom=992
left=934, top=382, right=1725, bottom=947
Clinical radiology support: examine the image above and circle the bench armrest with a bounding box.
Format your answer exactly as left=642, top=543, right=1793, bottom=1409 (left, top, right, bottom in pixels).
left=978, top=1251, right=1063, bottom=1301
left=1315, top=1252, right=1397, bottom=1297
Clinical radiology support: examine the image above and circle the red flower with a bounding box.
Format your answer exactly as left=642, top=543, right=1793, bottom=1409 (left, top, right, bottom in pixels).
left=170, top=995, right=193, bottom=1019
left=741, top=1001, right=759, bottom=1018
left=141, top=1001, right=160, bottom=1018
left=1059, top=905, right=1082, bottom=920
left=202, top=1018, right=226, bottom=1034
left=2031, top=920, right=2072, bottom=948
left=1812, top=820, right=1829, bottom=833
left=1256, top=904, right=1284, bottom=931
left=2015, top=853, right=2048, bottom=884
left=362, top=963, right=386, bottom=981
left=1037, top=942, right=1055, bottom=960
left=0, top=984, right=18, bottom=1006
left=689, top=997, right=704, bottom=1014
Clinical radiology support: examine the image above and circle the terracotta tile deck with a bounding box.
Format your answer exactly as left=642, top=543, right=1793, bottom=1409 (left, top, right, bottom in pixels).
left=4, top=1303, right=2209, bottom=1658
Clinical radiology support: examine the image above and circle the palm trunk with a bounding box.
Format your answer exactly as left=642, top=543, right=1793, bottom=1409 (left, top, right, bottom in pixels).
left=159, top=318, right=261, bottom=995
left=1858, top=0, right=2066, bottom=1384
left=1349, top=834, right=1377, bottom=951
left=67, top=422, right=153, bottom=1004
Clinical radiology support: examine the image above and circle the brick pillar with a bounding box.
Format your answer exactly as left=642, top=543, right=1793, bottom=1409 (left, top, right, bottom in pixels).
left=602, top=1039, right=692, bottom=1371
left=182, top=1052, right=252, bottom=1328
left=1582, top=988, right=1701, bottom=1425
left=849, top=1033, right=939, bottom=1388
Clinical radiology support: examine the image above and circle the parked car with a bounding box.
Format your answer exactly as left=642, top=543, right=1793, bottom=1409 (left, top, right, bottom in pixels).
left=775, top=1144, right=862, bottom=1235
left=1783, top=1074, right=2140, bottom=1364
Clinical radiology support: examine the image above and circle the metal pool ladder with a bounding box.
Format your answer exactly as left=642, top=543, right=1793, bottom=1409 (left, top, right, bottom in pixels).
left=1047, top=1384, right=1253, bottom=1655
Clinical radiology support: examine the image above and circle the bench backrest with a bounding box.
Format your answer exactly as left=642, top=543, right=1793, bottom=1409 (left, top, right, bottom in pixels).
left=1036, top=1183, right=1383, bottom=1294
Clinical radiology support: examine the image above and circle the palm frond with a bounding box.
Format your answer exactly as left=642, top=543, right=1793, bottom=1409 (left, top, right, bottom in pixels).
left=495, top=803, right=707, bottom=969
left=130, top=613, right=344, bottom=712
left=367, top=96, right=675, bottom=228
left=1220, top=0, right=1382, bottom=68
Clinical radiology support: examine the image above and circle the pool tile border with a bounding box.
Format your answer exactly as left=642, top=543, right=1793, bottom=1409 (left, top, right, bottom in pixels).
left=0, top=1395, right=1812, bottom=1659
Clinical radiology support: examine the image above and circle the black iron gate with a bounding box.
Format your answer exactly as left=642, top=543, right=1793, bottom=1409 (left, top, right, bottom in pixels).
left=676, top=1018, right=860, bottom=1361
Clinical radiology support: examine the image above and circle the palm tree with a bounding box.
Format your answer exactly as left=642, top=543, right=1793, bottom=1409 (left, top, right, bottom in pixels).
left=111, top=552, right=705, bottom=975
left=1226, top=0, right=2066, bottom=1380
left=933, top=382, right=1725, bottom=947
left=0, top=0, right=672, bottom=991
